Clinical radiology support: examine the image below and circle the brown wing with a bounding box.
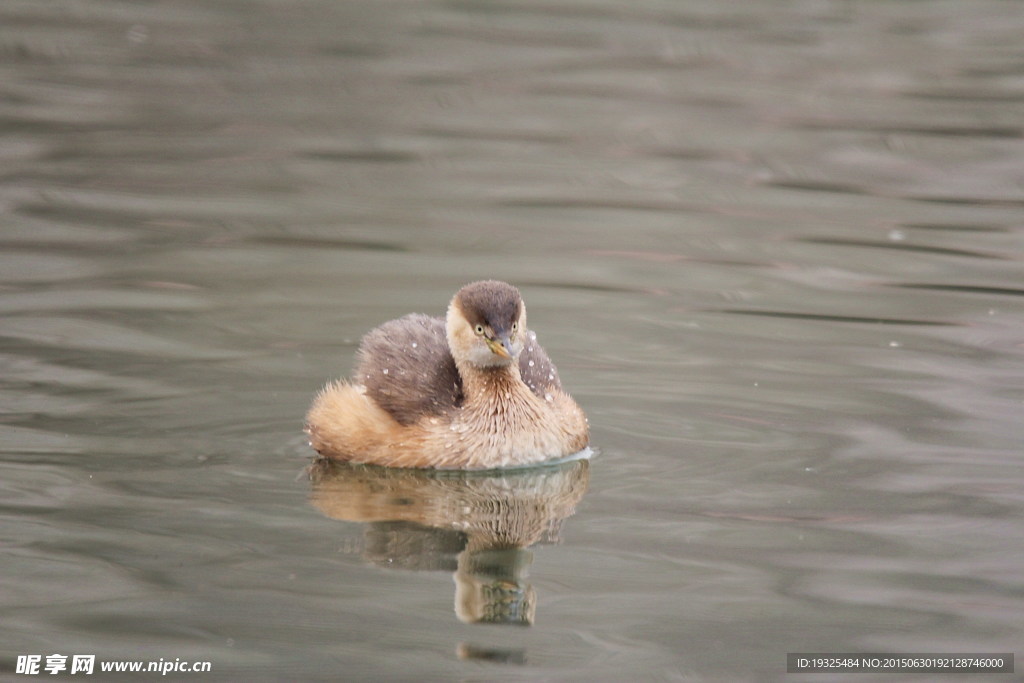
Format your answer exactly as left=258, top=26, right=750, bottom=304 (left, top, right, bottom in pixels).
left=355, top=314, right=463, bottom=425
left=518, top=329, right=564, bottom=398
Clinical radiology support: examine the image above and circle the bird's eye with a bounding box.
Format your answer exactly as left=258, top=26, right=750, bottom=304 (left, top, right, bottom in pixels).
left=511, top=322, right=518, bottom=332
left=474, top=324, right=485, bottom=335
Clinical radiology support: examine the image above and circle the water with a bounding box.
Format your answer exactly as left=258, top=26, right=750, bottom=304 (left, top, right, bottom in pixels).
left=2, top=0, right=1022, bottom=679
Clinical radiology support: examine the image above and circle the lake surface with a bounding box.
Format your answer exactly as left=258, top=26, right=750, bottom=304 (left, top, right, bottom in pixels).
left=2, top=0, right=1022, bottom=680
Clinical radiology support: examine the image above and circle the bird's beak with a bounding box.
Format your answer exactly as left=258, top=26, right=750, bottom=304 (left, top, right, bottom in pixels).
left=486, top=335, right=513, bottom=359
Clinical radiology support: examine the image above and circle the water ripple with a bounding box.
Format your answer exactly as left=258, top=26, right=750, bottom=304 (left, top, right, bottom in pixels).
left=710, top=309, right=957, bottom=327
left=893, top=283, right=1024, bottom=298
left=798, top=237, right=1010, bottom=261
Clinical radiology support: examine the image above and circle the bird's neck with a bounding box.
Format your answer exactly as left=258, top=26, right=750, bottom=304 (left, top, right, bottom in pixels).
left=457, top=361, right=529, bottom=410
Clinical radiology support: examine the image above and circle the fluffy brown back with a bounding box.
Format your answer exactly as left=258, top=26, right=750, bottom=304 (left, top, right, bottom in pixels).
left=518, top=335, right=563, bottom=396
left=355, top=314, right=463, bottom=425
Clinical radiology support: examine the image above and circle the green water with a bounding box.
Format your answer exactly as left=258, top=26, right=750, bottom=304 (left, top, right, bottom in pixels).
left=2, top=1, right=1022, bottom=679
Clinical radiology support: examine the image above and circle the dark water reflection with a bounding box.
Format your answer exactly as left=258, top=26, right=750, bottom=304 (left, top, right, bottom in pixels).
left=2, top=0, right=1023, bottom=679
left=308, top=459, right=589, bottom=628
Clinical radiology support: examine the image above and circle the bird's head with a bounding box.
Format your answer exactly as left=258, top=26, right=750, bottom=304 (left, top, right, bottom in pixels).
left=446, top=280, right=526, bottom=368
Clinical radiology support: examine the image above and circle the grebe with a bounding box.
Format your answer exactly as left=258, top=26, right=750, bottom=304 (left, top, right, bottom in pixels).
left=305, top=280, right=588, bottom=469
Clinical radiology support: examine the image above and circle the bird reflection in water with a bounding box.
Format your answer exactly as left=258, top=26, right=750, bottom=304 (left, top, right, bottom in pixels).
left=307, top=457, right=589, bottom=629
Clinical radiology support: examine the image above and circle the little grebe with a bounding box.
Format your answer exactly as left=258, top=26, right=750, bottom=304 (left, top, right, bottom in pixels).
left=305, top=280, right=589, bottom=469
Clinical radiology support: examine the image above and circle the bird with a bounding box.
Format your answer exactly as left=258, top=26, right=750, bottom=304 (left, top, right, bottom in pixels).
left=305, top=280, right=589, bottom=469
